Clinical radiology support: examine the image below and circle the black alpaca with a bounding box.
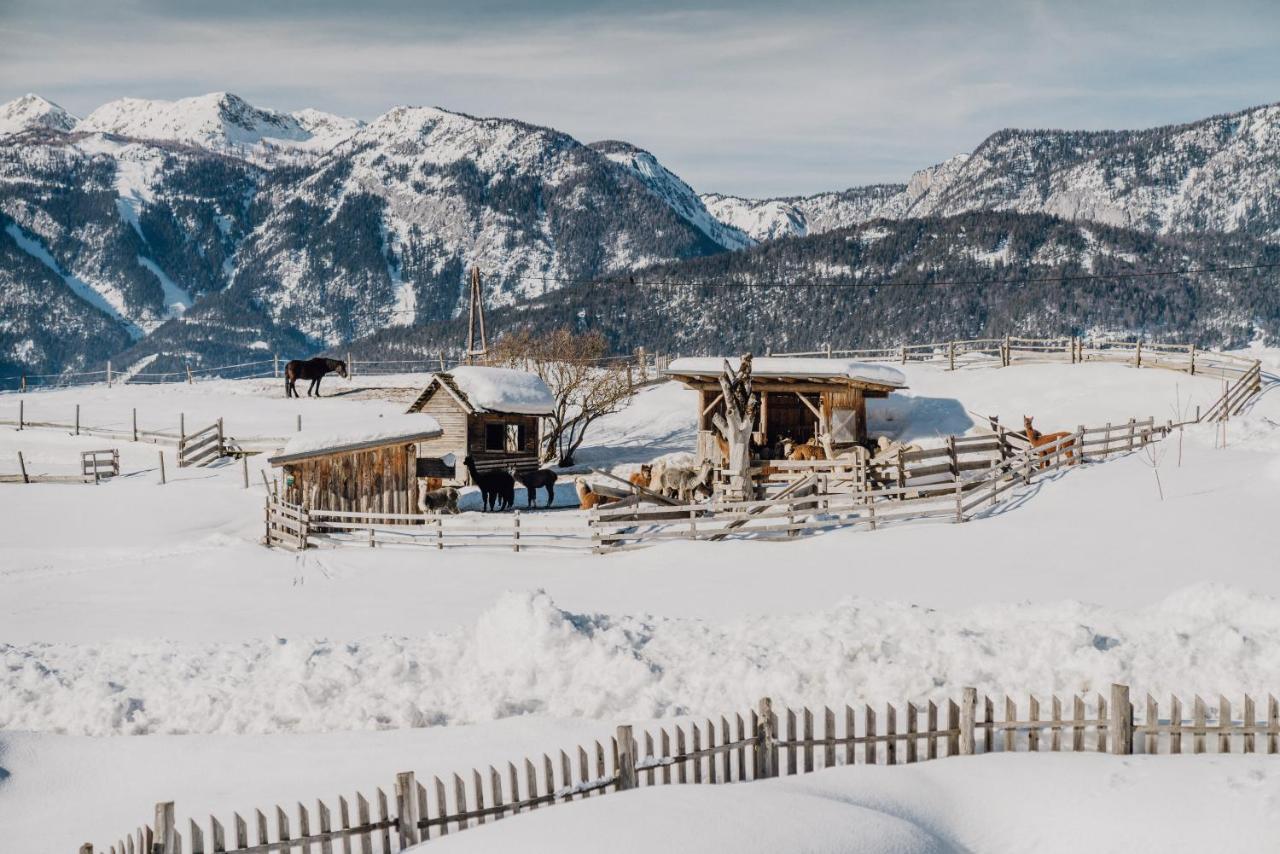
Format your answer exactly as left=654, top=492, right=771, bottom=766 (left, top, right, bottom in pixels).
left=464, top=455, right=515, bottom=512
left=516, top=469, right=558, bottom=508
left=285, top=358, right=348, bottom=398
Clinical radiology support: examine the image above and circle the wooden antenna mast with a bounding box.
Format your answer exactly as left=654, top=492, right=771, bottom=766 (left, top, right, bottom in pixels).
left=465, top=267, right=488, bottom=365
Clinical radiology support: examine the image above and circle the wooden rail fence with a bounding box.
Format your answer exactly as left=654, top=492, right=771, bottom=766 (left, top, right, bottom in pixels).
left=80, top=449, right=120, bottom=480
left=79, top=682, right=1280, bottom=853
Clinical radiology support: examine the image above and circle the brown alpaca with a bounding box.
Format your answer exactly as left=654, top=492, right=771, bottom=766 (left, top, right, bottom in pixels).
left=575, top=477, right=619, bottom=510
left=786, top=439, right=827, bottom=461
left=1023, top=415, right=1075, bottom=467
left=629, top=465, right=653, bottom=488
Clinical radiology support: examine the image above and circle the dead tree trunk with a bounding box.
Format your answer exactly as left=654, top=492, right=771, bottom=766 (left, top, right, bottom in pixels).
left=712, top=354, right=757, bottom=501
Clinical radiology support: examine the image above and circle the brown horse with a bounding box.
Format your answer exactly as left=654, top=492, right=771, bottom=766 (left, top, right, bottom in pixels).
left=285, top=357, right=347, bottom=398
left=1023, top=415, right=1075, bottom=467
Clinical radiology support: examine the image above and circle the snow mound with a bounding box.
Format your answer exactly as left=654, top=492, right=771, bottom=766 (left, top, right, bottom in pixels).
left=666, top=357, right=907, bottom=388
left=446, top=366, right=555, bottom=415
left=9, top=586, right=1280, bottom=736
left=277, top=413, right=442, bottom=458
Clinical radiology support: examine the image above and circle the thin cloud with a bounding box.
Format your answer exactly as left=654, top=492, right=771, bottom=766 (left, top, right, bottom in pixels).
left=2, top=0, right=1277, bottom=196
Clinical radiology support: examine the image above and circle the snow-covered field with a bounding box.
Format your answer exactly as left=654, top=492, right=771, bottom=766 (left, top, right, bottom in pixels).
left=3, top=355, right=1279, bottom=852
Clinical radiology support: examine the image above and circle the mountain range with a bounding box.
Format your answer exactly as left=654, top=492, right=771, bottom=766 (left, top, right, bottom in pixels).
left=2, top=91, right=1279, bottom=381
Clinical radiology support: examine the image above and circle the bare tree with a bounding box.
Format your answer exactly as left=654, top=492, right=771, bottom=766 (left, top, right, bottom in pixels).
left=492, top=328, right=636, bottom=466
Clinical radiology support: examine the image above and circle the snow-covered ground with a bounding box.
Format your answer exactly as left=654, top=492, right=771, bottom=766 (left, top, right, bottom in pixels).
left=2, top=356, right=1279, bottom=852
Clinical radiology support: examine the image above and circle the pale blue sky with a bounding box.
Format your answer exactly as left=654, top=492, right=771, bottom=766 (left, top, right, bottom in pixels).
left=2, top=0, right=1277, bottom=196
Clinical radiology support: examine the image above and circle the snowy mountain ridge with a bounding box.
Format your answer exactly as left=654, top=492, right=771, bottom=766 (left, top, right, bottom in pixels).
left=0, top=93, right=78, bottom=136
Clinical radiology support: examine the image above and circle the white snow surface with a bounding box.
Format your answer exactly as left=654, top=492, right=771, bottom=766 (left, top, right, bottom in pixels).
left=415, top=755, right=1280, bottom=853
left=666, top=356, right=908, bottom=387
left=444, top=366, right=556, bottom=414
left=277, top=413, right=442, bottom=458
left=3, top=357, right=1280, bottom=852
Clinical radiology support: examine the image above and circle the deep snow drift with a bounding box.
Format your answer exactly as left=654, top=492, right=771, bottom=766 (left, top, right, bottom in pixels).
left=2, top=355, right=1279, bottom=852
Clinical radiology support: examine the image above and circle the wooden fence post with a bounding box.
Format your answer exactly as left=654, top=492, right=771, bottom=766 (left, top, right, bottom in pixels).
left=17, top=451, right=28, bottom=484
left=159, top=451, right=166, bottom=485
left=1135, top=340, right=1143, bottom=368
left=274, top=354, right=280, bottom=378
left=155, top=801, right=175, bottom=854
left=960, top=688, right=977, bottom=755
left=952, top=475, right=964, bottom=523
left=242, top=456, right=249, bottom=489
left=1111, top=684, right=1133, bottom=755
left=1188, top=343, right=1196, bottom=375
left=617, top=725, right=638, bottom=790
left=18, top=399, right=23, bottom=430
left=396, top=772, right=419, bottom=847
left=512, top=509, right=521, bottom=552
left=347, top=352, right=353, bottom=380
left=132, top=408, right=138, bottom=442
left=947, top=340, right=955, bottom=371
left=75, top=404, right=80, bottom=435
left=107, top=360, right=112, bottom=387
left=756, top=697, right=778, bottom=778
left=186, top=365, right=193, bottom=384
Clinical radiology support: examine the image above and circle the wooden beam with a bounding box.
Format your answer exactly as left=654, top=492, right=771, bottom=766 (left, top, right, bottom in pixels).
left=795, top=392, right=823, bottom=421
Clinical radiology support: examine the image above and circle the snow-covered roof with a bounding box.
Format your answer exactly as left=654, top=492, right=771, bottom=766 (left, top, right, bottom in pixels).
left=413, top=367, right=556, bottom=416
left=270, top=414, right=442, bottom=464
left=665, top=357, right=907, bottom=389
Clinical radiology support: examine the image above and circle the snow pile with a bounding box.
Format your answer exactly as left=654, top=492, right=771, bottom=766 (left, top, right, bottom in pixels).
left=420, top=754, right=1280, bottom=854
left=446, top=366, right=555, bottom=414
left=8, top=585, right=1280, bottom=736
left=278, top=413, right=442, bottom=458
left=666, top=357, right=907, bottom=387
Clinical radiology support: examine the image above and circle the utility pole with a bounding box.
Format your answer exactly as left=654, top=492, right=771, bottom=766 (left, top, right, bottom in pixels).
left=465, top=267, right=488, bottom=365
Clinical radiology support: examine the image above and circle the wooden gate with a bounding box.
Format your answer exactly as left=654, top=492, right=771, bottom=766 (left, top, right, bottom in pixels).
left=179, top=420, right=225, bottom=468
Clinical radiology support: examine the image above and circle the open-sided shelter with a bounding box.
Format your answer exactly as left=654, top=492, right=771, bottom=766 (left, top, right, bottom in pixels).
left=663, top=357, right=907, bottom=462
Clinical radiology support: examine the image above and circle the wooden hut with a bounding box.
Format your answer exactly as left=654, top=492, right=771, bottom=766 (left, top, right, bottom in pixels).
left=405, top=366, right=555, bottom=483
left=663, top=357, right=907, bottom=463
left=269, top=416, right=443, bottom=515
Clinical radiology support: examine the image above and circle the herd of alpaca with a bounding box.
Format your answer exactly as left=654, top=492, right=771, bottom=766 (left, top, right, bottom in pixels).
left=417, top=415, right=1074, bottom=517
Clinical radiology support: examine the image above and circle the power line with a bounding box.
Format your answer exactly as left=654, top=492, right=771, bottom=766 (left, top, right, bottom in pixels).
left=376, top=259, right=1280, bottom=316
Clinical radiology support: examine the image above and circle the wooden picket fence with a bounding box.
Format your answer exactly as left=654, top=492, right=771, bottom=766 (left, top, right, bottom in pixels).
left=590, top=420, right=1161, bottom=551
left=79, top=682, right=1280, bottom=853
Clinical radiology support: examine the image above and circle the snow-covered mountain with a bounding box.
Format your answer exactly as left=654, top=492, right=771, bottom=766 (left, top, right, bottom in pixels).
left=76, top=92, right=362, bottom=163
left=0, top=94, right=78, bottom=136
left=6, top=90, right=1280, bottom=379
left=702, top=103, right=1280, bottom=241
left=701, top=184, right=907, bottom=242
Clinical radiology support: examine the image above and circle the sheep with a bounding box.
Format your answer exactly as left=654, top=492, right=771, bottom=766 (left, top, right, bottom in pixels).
left=418, top=485, right=460, bottom=515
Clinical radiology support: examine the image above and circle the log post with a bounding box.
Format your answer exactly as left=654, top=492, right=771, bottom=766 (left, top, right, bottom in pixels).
left=756, top=697, right=778, bottom=778
left=616, top=725, right=638, bottom=790
left=1136, top=340, right=1143, bottom=368
left=18, top=451, right=29, bottom=484
left=947, top=340, right=955, bottom=371
left=297, top=414, right=302, bottom=432
left=242, top=456, right=250, bottom=489
left=18, top=399, right=23, bottom=430
left=953, top=475, right=964, bottom=523
left=20, top=374, right=25, bottom=392
left=186, top=364, right=193, bottom=384
left=512, top=509, right=521, bottom=552
left=132, top=408, right=138, bottom=442
left=159, top=451, right=166, bottom=485
left=900, top=344, right=907, bottom=364
left=75, top=404, right=80, bottom=435
left=1110, top=684, right=1133, bottom=755
left=347, top=352, right=353, bottom=380
left=960, top=688, right=977, bottom=755
left=1188, top=343, right=1196, bottom=375
left=396, top=772, right=419, bottom=847
left=106, top=360, right=112, bottom=387
left=155, top=801, right=176, bottom=854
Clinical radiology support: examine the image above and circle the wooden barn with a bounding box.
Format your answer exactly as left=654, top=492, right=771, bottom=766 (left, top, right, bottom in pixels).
left=663, top=357, right=907, bottom=463
left=405, top=366, right=556, bottom=483
left=268, top=416, right=443, bottom=515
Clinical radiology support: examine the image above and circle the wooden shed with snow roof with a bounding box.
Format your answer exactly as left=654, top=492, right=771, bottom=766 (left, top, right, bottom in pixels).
left=405, top=366, right=556, bottom=483
left=268, top=415, right=443, bottom=515
left=663, top=357, right=907, bottom=463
